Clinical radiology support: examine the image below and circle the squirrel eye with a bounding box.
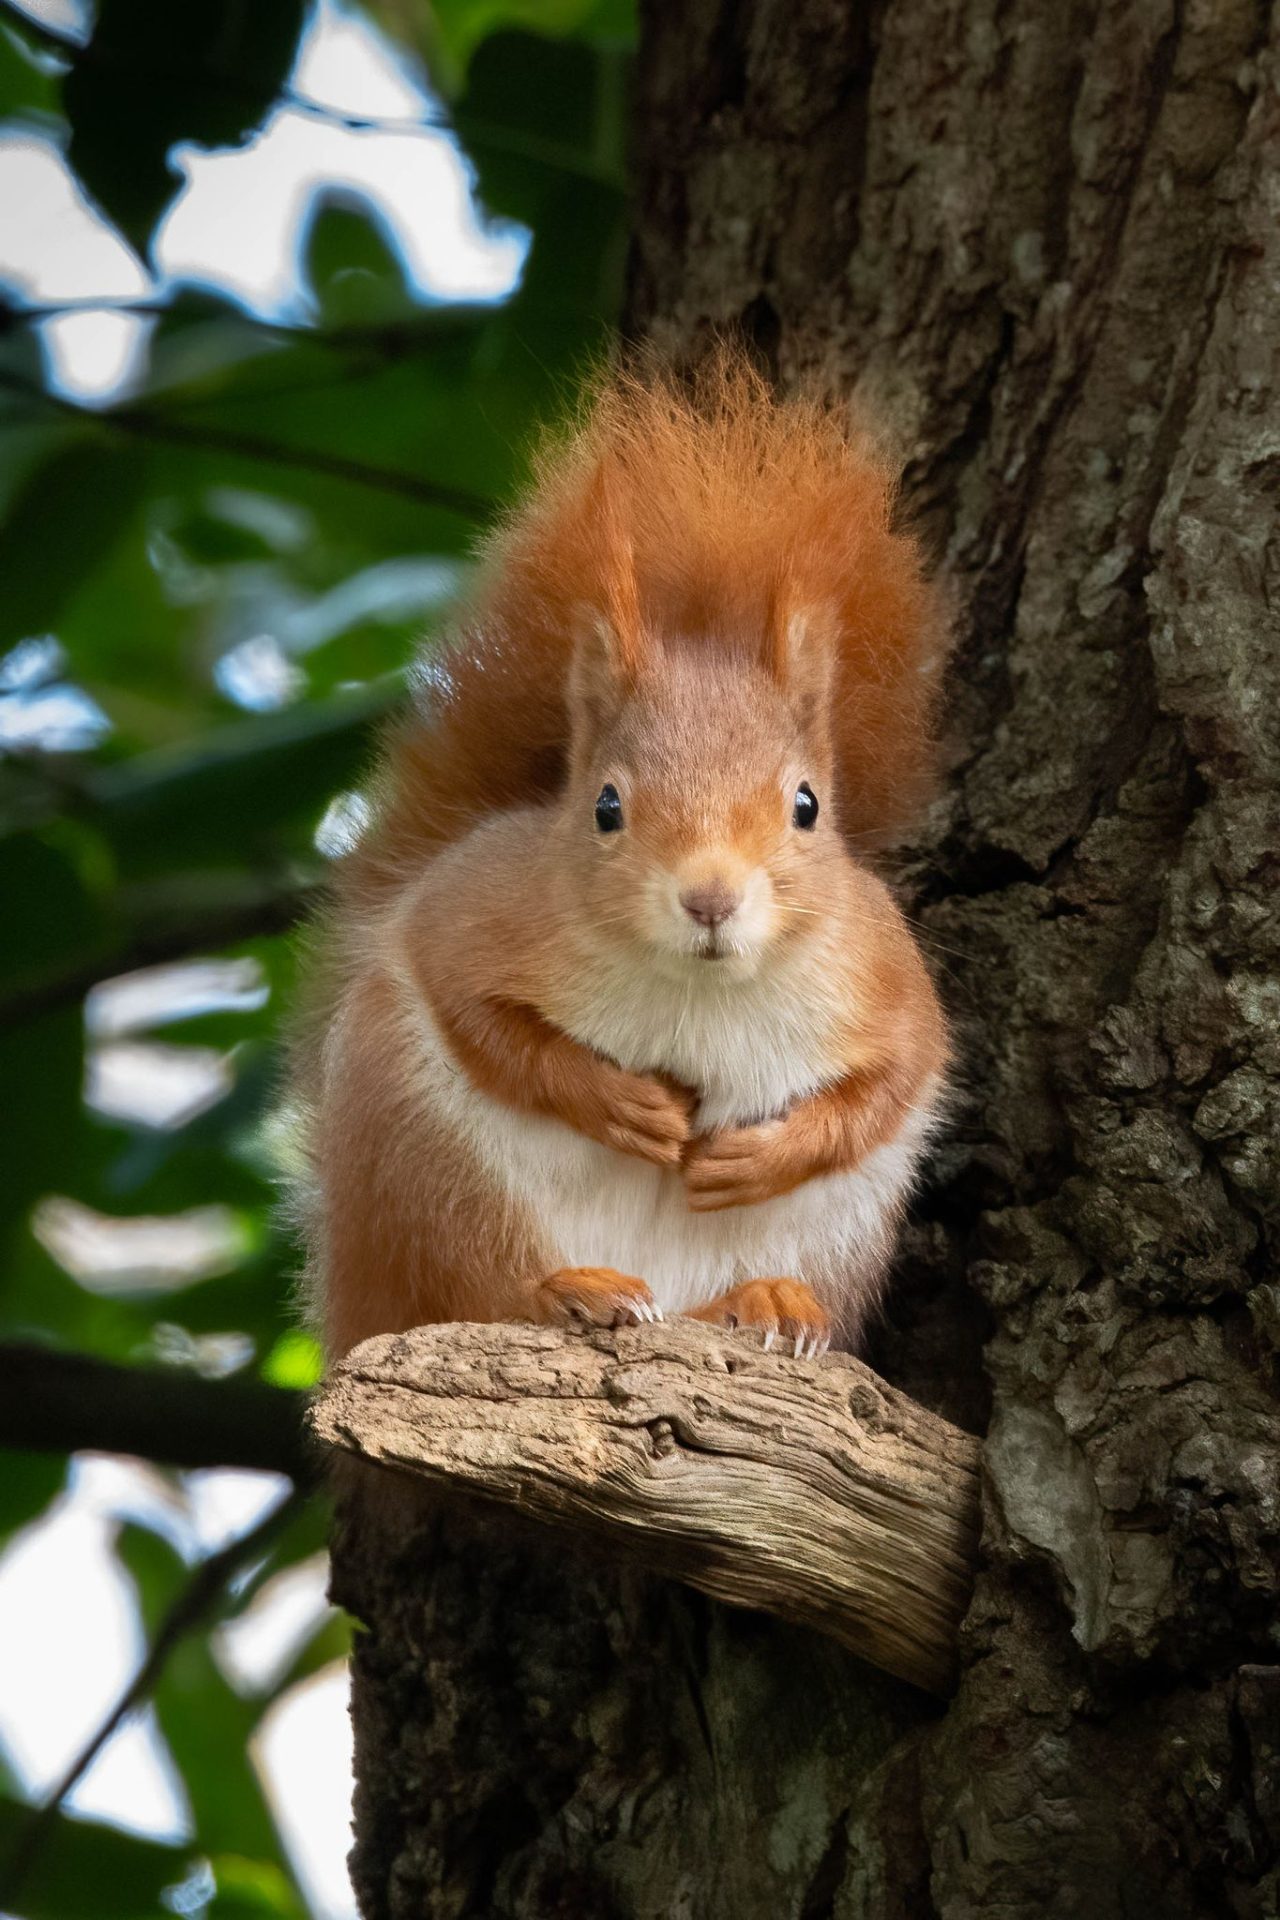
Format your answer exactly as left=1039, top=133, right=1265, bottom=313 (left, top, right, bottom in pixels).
left=594, top=783, right=624, bottom=833
left=793, top=782, right=819, bottom=830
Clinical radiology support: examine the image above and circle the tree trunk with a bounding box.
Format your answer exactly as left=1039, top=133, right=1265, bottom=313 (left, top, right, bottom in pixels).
left=329, top=2, right=1280, bottom=1913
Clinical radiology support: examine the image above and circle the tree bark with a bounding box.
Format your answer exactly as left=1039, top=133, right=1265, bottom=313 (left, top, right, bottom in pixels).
left=330, top=2, right=1280, bottom=1913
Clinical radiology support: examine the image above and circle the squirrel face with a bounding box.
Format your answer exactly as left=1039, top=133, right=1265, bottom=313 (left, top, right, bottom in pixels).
left=562, top=646, right=843, bottom=980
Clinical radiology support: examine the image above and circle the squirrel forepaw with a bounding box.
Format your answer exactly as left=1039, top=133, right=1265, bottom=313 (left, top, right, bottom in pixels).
left=537, top=1266, right=662, bottom=1330
left=689, top=1278, right=831, bottom=1358
left=601, top=1072, right=695, bottom=1168
left=682, top=1120, right=798, bottom=1210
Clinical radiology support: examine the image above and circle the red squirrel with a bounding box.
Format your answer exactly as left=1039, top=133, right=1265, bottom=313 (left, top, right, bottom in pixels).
left=295, top=354, right=949, bottom=1362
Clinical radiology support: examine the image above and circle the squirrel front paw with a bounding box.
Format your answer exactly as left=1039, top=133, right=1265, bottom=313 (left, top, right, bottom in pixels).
left=682, top=1120, right=801, bottom=1210
left=689, top=1278, right=830, bottom=1358
left=598, top=1070, right=694, bottom=1168
left=537, top=1266, right=662, bottom=1329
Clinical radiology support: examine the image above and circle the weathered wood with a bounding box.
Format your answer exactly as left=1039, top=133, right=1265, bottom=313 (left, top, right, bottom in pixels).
left=312, top=1319, right=981, bottom=1696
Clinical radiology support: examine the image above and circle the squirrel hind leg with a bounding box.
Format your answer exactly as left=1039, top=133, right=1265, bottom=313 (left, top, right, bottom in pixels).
left=686, top=1278, right=831, bottom=1359
left=537, top=1266, right=661, bottom=1329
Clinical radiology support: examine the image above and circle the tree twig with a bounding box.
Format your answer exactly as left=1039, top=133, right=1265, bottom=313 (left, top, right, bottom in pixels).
left=0, top=371, right=493, bottom=519
left=0, top=1486, right=308, bottom=1912
left=4, top=293, right=492, bottom=354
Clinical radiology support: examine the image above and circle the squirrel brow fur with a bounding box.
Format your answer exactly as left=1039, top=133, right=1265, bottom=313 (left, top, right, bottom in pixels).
left=350, top=349, right=947, bottom=906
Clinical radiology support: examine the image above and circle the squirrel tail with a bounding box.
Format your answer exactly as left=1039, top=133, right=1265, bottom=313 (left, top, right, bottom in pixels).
left=347, top=349, right=947, bottom=908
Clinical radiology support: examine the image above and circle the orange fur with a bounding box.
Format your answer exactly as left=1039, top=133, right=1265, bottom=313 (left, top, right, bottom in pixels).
left=337, top=351, right=944, bottom=919
left=297, top=350, right=950, bottom=1362
left=426, top=991, right=694, bottom=1168
left=687, top=1278, right=831, bottom=1352
left=537, top=1267, right=657, bottom=1328
left=683, top=1028, right=942, bottom=1212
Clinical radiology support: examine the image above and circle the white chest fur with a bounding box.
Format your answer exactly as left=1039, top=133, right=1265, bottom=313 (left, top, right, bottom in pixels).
left=548, top=942, right=838, bottom=1130
left=393, top=943, right=938, bottom=1322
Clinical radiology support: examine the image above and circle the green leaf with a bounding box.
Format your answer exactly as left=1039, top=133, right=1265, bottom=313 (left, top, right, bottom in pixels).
left=0, top=1234, right=175, bottom=1356
left=144, top=290, right=292, bottom=397
left=56, top=521, right=204, bottom=730
left=62, top=0, right=308, bottom=256
left=84, top=680, right=397, bottom=880
left=0, top=1794, right=191, bottom=1919
left=432, top=32, right=631, bottom=389
left=224, top=1497, right=331, bottom=1614
left=303, top=191, right=419, bottom=328
left=460, top=24, right=627, bottom=199
left=0, top=1004, right=86, bottom=1253
left=131, top=315, right=509, bottom=531
left=207, top=1851, right=308, bottom=1917
left=0, top=1448, right=67, bottom=1546
left=0, top=14, right=64, bottom=121
left=0, top=439, right=150, bottom=652
left=259, top=1328, right=322, bottom=1390
left=271, top=1612, right=352, bottom=1698
left=0, top=827, right=111, bottom=999
left=410, top=0, right=633, bottom=90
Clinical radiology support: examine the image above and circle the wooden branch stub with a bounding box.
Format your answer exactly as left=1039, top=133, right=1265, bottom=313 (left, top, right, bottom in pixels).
left=312, top=1319, right=982, bottom=1695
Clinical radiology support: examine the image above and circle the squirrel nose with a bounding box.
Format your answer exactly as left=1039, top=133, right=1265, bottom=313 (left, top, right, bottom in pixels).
left=680, top=882, right=741, bottom=929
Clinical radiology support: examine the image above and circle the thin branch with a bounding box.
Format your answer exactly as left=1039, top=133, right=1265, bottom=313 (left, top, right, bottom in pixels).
left=0, top=1485, right=309, bottom=1913
left=317, top=1320, right=983, bottom=1696
left=4, top=294, right=492, bottom=355
left=281, top=85, right=448, bottom=136
left=4, top=297, right=173, bottom=322
left=0, top=876, right=317, bottom=1032
left=0, top=1344, right=315, bottom=1481
left=0, top=371, right=493, bottom=519
left=286, top=90, right=621, bottom=182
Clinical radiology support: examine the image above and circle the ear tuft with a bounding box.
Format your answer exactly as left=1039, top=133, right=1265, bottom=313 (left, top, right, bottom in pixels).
left=567, top=460, right=646, bottom=746
left=588, top=456, right=644, bottom=680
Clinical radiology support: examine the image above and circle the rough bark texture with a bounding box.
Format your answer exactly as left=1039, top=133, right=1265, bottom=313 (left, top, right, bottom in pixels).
left=333, top=2, right=1280, bottom=1913
left=316, top=1322, right=981, bottom=1693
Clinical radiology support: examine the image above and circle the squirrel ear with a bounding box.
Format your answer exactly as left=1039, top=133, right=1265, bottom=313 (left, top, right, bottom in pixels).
left=766, top=570, right=837, bottom=738
left=568, top=607, right=636, bottom=732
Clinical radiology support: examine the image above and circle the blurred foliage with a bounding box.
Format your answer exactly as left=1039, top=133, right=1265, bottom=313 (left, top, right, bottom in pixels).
left=0, top=0, right=632, bottom=1909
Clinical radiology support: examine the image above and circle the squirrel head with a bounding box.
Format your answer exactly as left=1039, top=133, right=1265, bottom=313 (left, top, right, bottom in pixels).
left=560, top=574, right=845, bottom=978
left=375, top=354, right=942, bottom=894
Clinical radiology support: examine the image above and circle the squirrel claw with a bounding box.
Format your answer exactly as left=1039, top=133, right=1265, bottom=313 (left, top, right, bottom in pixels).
left=538, top=1266, right=657, bottom=1331
left=690, top=1278, right=830, bottom=1361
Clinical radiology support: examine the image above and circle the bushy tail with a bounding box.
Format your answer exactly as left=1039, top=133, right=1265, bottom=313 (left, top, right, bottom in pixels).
left=344, top=350, right=947, bottom=914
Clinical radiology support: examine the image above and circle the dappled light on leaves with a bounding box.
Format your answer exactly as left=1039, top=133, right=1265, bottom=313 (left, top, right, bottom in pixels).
left=0, top=0, right=633, bottom=1911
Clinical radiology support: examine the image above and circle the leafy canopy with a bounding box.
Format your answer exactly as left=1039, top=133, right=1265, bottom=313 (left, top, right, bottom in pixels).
left=0, top=0, right=631, bottom=1909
